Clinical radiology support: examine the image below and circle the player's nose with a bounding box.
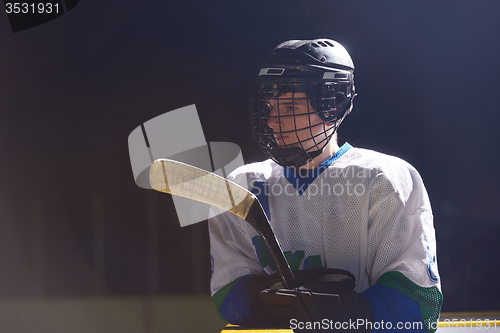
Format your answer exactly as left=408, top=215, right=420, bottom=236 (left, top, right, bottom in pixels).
left=267, top=107, right=281, bottom=130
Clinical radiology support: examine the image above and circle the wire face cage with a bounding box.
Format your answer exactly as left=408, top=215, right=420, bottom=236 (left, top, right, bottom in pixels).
left=250, top=82, right=353, bottom=168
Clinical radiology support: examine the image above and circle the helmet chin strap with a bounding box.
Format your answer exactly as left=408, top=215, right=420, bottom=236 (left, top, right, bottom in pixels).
left=270, top=147, right=323, bottom=168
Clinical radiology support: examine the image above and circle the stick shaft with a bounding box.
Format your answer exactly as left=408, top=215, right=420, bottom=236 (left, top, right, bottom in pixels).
left=245, top=200, right=298, bottom=289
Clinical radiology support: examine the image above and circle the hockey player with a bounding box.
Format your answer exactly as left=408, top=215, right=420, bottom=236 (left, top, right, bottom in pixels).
left=209, top=39, right=443, bottom=332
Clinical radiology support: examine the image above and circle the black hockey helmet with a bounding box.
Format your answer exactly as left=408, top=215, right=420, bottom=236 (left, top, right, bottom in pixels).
left=250, top=39, right=356, bottom=168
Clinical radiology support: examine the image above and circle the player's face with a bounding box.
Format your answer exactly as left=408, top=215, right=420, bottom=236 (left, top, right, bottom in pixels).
left=266, top=92, right=334, bottom=150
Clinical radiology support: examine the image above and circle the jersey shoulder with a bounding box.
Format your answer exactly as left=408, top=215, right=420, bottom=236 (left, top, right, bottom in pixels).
left=341, top=147, right=428, bottom=203
left=226, top=159, right=280, bottom=190
left=340, top=147, right=422, bottom=179
left=340, top=147, right=416, bottom=170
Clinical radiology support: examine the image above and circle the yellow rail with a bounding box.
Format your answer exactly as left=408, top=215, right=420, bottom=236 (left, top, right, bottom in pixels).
left=221, top=312, right=500, bottom=332
left=438, top=319, right=500, bottom=328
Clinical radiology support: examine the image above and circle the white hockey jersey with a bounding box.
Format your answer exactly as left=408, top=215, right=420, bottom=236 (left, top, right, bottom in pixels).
left=209, top=143, right=442, bottom=330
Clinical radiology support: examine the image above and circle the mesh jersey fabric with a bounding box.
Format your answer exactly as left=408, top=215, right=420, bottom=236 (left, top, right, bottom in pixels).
left=208, top=144, right=442, bottom=328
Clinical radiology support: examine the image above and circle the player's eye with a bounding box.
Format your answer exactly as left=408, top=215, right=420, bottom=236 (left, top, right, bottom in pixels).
left=282, top=105, right=295, bottom=114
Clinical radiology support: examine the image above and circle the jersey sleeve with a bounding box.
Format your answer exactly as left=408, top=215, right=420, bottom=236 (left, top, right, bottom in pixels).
left=362, top=162, right=443, bottom=333
left=209, top=205, right=264, bottom=324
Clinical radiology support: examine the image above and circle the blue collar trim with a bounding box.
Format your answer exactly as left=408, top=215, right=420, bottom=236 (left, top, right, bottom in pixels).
left=283, top=142, right=352, bottom=195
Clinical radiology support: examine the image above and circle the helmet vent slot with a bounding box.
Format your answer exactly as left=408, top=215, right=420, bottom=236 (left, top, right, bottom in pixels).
left=311, top=41, right=334, bottom=48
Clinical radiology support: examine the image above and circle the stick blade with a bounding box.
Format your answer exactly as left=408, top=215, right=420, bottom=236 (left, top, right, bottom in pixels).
left=149, top=159, right=255, bottom=220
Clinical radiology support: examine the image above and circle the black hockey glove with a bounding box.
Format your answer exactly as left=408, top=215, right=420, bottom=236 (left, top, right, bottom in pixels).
left=247, top=268, right=373, bottom=332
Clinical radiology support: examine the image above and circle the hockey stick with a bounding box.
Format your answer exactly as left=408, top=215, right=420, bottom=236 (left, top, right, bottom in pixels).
left=149, top=158, right=298, bottom=289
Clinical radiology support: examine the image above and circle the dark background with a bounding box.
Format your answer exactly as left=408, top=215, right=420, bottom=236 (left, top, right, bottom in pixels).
left=1, top=0, right=499, bottom=312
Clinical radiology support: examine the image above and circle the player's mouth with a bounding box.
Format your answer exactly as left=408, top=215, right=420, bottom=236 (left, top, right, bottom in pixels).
left=274, top=134, right=288, bottom=143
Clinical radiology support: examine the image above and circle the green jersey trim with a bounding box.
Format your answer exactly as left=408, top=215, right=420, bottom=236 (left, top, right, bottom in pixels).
left=376, top=271, right=443, bottom=333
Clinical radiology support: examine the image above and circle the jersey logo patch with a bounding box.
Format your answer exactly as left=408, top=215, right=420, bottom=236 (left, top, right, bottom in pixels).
left=426, top=245, right=440, bottom=283
left=252, top=235, right=276, bottom=271
left=252, top=235, right=322, bottom=271
left=284, top=250, right=305, bottom=270
left=303, top=255, right=322, bottom=269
